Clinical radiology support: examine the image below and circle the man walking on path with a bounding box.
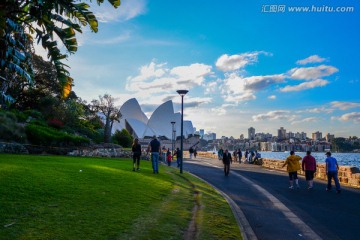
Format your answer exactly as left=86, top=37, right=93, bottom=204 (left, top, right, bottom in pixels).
left=222, top=149, right=232, bottom=176
left=302, top=151, right=317, bottom=190
left=325, top=152, right=341, bottom=193
left=237, top=149, right=242, bottom=163
left=148, top=135, right=161, bottom=174
left=282, top=151, right=302, bottom=189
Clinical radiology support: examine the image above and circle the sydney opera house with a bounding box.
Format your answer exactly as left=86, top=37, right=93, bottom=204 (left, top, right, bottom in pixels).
left=113, top=98, right=195, bottom=141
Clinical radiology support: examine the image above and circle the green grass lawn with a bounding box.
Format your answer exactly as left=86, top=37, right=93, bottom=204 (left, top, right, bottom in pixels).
left=0, top=154, right=242, bottom=240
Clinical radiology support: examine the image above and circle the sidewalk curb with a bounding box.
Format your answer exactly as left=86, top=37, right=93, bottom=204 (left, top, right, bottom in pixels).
left=187, top=172, right=258, bottom=240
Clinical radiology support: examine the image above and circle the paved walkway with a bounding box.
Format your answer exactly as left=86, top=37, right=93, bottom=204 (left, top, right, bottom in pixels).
left=183, top=156, right=360, bottom=240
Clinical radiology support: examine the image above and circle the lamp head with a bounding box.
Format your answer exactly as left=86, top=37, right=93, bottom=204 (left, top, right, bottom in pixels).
left=176, top=90, right=189, bottom=96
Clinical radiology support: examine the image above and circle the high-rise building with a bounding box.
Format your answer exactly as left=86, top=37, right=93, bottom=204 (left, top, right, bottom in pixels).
left=312, top=131, right=322, bottom=141
left=325, top=133, right=334, bottom=142
left=294, top=132, right=307, bottom=140
left=248, top=127, right=255, bottom=140
left=199, top=129, right=204, bottom=139
left=278, top=127, right=286, bottom=140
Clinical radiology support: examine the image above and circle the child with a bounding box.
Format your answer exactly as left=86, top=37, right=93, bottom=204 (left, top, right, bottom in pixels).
left=166, top=149, right=172, bottom=166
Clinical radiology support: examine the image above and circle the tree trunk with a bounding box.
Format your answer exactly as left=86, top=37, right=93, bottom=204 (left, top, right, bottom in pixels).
left=104, top=116, right=112, bottom=143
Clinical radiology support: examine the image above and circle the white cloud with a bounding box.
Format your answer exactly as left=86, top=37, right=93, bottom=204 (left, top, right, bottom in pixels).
left=90, top=0, right=147, bottom=23
left=220, top=72, right=284, bottom=103
left=215, top=51, right=270, bottom=72
left=330, top=101, right=360, bottom=110
left=338, top=112, right=360, bottom=123
left=291, top=117, right=320, bottom=125
left=280, top=79, right=329, bottom=92
left=204, top=81, right=219, bottom=94
left=252, top=110, right=296, bottom=122
left=125, top=61, right=212, bottom=95
left=170, top=63, right=213, bottom=86
left=221, top=73, right=256, bottom=103
left=288, top=65, right=338, bottom=80
left=296, top=55, right=326, bottom=65
left=243, top=74, right=285, bottom=91
left=306, top=107, right=333, bottom=114
left=223, top=92, right=256, bottom=103
left=210, top=108, right=227, bottom=116
left=268, top=95, right=276, bottom=100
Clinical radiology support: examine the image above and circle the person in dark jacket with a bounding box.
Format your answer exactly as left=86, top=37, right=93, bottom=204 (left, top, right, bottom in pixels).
left=174, top=147, right=182, bottom=167
left=222, top=149, right=232, bottom=176
left=147, top=135, right=161, bottom=174
left=131, top=138, right=142, bottom=171
left=237, top=149, right=242, bottom=163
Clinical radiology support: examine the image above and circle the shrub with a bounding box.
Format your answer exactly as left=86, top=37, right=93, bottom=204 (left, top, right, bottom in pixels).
left=112, top=129, right=133, bottom=148
left=47, top=118, right=64, bottom=129
left=23, top=109, right=43, bottom=119
left=0, top=111, right=26, bottom=143
left=25, top=123, right=90, bottom=148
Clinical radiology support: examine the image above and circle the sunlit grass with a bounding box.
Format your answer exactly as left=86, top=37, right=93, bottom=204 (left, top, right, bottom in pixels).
left=0, top=154, right=242, bottom=239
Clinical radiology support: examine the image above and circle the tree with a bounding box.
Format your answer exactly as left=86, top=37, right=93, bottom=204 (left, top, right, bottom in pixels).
left=112, top=129, right=133, bottom=148
left=91, top=94, right=121, bottom=143
left=0, top=0, right=121, bottom=104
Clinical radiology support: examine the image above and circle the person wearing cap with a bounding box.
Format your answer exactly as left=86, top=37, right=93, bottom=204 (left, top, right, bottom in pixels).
left=147, top=135, right=161, bottom=174
left=325, top=152, right=341, bottom=193
left=282, top=151, right=302, bottom=189
left=302, top=151, right=317, bottom=190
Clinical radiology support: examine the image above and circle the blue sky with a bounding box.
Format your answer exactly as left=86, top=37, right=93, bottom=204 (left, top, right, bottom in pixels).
left=52, top=0, right=360, bottom=138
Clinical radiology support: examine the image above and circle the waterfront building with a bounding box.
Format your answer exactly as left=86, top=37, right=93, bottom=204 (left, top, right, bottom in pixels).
left=326, top=133, right=335, bottom=142
left=248, top=127, right=255, bottom=140
left=312, top=131, right=323, bottom=141
left=277, top=127, right=286, bottom=140
left=112, top=98, right=195, bottom=140
left=199, top=129, right=204, bottom=139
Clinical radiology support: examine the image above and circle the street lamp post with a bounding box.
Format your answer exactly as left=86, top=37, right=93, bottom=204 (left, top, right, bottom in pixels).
left=177, top=90, right=188, bottom=174
left=171, top=121, right=176, bottom=157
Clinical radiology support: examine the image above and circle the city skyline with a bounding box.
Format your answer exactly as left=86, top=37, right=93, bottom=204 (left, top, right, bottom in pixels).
left=35, top=0, right=360, bottom=138
left=199, top=126, right=340, bottom=140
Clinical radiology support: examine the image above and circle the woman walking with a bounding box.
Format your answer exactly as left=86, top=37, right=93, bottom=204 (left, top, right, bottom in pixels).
left=132, top=138, right=142, bottom=171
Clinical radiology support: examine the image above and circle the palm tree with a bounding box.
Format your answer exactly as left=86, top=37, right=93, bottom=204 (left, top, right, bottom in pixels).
left=0, top=0, right=120, bottom=105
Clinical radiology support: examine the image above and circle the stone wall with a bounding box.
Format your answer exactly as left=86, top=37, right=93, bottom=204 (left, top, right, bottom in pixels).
left=0, top=142, right=29, bottom=154
left=262, top=158, right=360, bottom=188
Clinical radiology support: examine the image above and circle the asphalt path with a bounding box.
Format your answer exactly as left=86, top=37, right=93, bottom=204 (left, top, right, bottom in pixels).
left=182, top=157, right=360, bottom=240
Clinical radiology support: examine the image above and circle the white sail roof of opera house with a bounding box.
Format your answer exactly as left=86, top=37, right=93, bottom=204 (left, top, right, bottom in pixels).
left=112, top=98, right=195, bottom=140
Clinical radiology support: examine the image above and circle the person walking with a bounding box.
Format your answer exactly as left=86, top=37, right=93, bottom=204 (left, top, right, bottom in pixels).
left=174, top=147, right=182, bottom=168
left=131, top=138, right=142, bottom=171
left=189, top=147, right=194, bottom=159
left=222, top=149, right=232, bottom=176
left=325, top=152, right=341, bottom=193
left=282, top=151, right=302, bottom=189
left=233, top=149, right=238, bottom=162
left=194, top=147, right=198, bottom=158
left=218, top=148, right=224, bottom=160
left=147, top=135, right=161, bottom=174
left=237, top=149, right=242, bottom=163
left=302, top=151, right=317, bottom=189
left=166, top=148, right=172, bottom=166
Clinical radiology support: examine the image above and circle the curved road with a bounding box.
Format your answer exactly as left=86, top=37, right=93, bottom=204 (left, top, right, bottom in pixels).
left=183, top=157, right=360, bottom=240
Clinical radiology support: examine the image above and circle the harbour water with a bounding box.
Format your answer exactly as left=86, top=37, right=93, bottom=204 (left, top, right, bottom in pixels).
left=255, top=152, right=360, bottom=169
